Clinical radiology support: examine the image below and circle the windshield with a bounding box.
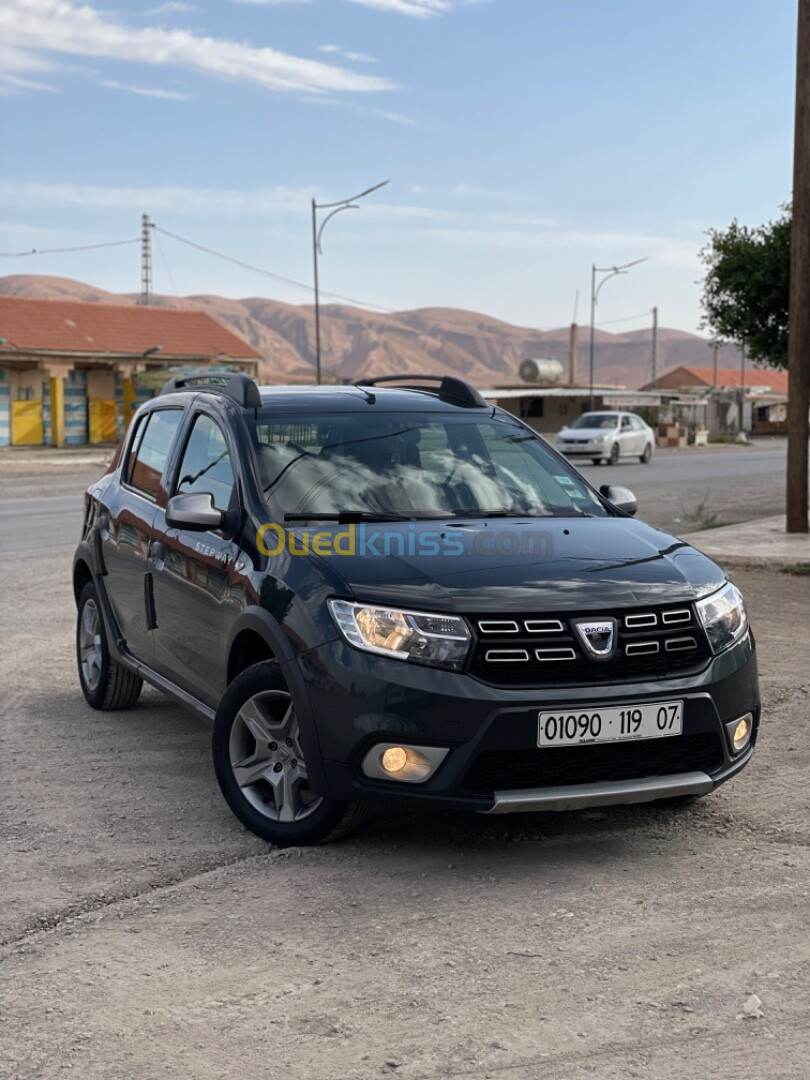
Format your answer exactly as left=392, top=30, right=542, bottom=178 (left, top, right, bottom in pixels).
left=570, top=412, right=619, bottom=430
left=249, top=410, right=607, bottom=520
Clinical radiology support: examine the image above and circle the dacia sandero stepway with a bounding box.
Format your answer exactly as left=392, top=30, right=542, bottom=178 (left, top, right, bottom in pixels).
left=73, top=373, right=759, bottom=845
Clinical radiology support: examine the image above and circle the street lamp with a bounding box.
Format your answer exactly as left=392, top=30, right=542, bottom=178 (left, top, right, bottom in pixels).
left=588, top=257, right=648, bottom=409
left=311, top=179, right=389, bottom=384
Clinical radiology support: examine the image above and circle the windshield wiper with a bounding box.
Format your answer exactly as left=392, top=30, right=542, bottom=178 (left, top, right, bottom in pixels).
left=448, top=509, right=538, bottom=519
left=448, top=507, right=595, bottom=519
left=284, top=511, right=420, bottom=523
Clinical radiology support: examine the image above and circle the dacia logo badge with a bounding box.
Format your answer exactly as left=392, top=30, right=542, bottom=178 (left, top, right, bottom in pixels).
left=573, top=618, right=617, bottom=661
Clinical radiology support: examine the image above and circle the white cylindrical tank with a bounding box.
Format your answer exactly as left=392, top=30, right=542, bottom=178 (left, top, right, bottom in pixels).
left=519, top=358, right=564, bottom=384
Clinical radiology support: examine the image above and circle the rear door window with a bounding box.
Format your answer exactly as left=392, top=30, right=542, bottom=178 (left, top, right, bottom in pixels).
left=128, top=409, right=184, bottom=500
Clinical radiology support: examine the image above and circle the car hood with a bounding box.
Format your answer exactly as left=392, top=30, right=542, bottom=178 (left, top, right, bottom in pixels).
left=557, top=427, right=615, bottom=440
left=307, top=517, right=726, bottom=613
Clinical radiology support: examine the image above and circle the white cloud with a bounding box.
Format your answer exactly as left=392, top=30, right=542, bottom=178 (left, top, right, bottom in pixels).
left=0, top=0, right=395, bottom=94
left=453, top=183, right=527, bottom=202
left=345, top=0, right=451, bottom=16
left=319, top=43, right=377, bottom=64
left=0, top=180, right=315, bottom=216
left=102, top=78, right=189, bottom=100
left=0, top=180, right=697, bottom=274
left=145, top=2, right=197, bottom=14
left=0, top=72, right=58, bottom=94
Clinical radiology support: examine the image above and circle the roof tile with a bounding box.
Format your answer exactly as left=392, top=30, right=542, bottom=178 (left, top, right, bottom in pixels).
left=0, top=296, right=259, bottom=360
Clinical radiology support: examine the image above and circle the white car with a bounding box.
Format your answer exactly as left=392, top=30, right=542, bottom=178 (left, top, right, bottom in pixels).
left=555, top=411, right=655, bottom=465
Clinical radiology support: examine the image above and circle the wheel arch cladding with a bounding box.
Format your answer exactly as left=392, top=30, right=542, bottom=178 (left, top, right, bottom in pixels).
left=227, top=627, right=276, bottom=684
left=73, top=558, right=93, bottom=606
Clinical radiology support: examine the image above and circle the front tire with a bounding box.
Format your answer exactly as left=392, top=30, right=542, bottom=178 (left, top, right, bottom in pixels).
left=76, top=582, right=143, bottom=710
left=609, top=442, right=620, bottom=466
left=212, top=660, right=369, bottom=846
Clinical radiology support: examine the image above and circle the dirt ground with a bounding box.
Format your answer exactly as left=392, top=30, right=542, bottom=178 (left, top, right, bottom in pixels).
left=1, top=475, right=809, bottom=1078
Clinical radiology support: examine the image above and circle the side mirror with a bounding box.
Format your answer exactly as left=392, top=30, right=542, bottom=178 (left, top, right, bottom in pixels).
left=600, top=484, right=638, bottom=516
left=165, top=492, right=223, bottom=531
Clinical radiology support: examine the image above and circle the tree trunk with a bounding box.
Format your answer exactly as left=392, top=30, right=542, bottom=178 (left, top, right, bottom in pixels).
left=787, top=0, right=810, bottom=533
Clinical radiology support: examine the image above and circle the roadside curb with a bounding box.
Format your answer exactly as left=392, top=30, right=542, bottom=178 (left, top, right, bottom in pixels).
left=680, top=515, right=810, bottom=569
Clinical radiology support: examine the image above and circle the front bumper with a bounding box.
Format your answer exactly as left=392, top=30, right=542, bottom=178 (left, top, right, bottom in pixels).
left=556, top=442, right=607, bottom=456
left=294, top=632, right=760, bottom=813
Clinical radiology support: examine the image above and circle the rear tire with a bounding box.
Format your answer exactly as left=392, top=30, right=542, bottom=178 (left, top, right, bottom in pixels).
left=640, top=443, right=653, bottom=464
left=212, top=660, right=370, bottom=846
left=609, top=442, right=620, bottom=466
left=76, top=582, right=143, bottom=710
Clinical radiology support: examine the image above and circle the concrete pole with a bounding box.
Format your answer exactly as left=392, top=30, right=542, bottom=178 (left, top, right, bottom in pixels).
left=787, top=0, right=810, bottom=532
left=569, top=322, right=579, bottom=385
left=651, top=306, right=658, bottom=390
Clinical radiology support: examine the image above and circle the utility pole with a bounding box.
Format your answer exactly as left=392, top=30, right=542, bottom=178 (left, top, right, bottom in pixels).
left=140, top=213, right=152, bottom=307
left=712, top=341, right=719, bottom=385
left=739, top=340, right=747, bottom=434
left=787, top=0, right=810, bottom=532
left=310, top=199, right=321, bottom=385
left=651, top=306, right=659, bottom=390
left=569, top=323, right=579, bottom=385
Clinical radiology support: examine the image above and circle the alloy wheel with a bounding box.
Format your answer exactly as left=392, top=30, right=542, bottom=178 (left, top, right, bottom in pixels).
left=79, top=598, right=103, bottom=692
left=228, top=690, right=323, bottom=824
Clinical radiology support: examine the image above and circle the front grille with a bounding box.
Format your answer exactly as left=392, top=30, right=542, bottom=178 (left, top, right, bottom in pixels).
left=459, top=732, right=725, bottom=797
left=468, top=605, right=711, bottom=686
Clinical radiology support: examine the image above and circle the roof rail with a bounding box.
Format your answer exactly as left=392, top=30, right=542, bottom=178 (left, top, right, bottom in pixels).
left=159, top=372, right=262, bottom=408
left=355, top=374, right=487, bottom=409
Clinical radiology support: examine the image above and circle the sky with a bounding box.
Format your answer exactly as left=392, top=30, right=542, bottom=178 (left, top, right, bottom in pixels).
left=0, top=0, right=798, bottom=334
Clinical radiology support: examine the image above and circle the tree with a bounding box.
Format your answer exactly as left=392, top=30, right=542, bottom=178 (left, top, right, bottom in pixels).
left=699, top=208, right=790, bottom=369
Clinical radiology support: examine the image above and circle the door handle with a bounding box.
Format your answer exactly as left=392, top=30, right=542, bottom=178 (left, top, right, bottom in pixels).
left=150, top=541, right=165, bottom=563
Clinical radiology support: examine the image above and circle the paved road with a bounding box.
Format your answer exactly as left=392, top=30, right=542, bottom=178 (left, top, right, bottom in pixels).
left=0, top=445, right=791, bottom=553
left=0, top=495, right=83, bottom=552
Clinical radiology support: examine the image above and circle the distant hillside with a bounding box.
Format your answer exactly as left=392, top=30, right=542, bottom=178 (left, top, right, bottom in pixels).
left=0, top=274, right=746, bottom=389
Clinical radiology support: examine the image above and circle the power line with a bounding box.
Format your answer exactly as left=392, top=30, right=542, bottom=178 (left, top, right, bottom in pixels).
left=0, top=237, right=140, bottom=258
left=153, top=227, right=180, bottom=298
left=154, top=225, right=394, bottom=313
left=596, top=310, right=652, bottom=327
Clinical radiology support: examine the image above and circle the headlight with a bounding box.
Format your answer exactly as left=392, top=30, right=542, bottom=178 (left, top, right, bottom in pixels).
left=696, top=581, right=748, bottom=654
left=328, top=599, right=471, bottom=671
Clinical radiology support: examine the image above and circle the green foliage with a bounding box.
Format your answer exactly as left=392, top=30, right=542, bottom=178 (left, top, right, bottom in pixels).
left=699, top=207, right=790, bottom=370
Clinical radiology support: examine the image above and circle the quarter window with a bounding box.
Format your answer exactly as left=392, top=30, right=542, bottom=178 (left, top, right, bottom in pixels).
left=128, top=409, right=183, bottom=500
left=176, top=414, right=235, bottom=514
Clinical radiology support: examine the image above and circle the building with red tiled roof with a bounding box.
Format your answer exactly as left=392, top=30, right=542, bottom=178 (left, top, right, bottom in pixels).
left=641, top=364, right=789, bottom=394
left=640, top=364, right=790, bottom=436
left=0, top=296, right=259, bottom=447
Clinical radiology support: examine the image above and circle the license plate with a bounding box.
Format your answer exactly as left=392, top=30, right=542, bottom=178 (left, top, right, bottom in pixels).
left=537, top=701, right=683, bottom=747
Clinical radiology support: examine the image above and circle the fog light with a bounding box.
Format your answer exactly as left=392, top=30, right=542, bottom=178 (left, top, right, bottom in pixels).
left=724, top=712, right=753, bottom=755
left=361, top=743, right=450, bottom=784
left=381, top=746, right=408, bottom=774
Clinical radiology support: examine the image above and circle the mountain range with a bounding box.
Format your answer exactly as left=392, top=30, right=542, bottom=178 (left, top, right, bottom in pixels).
left=0, top=274, right=744, bottom=389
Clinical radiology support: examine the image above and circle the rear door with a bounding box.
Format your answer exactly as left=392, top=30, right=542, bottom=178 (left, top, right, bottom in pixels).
left=150, top=409, right=243, bottom=707
left=102, top=407, right=184, bottom=664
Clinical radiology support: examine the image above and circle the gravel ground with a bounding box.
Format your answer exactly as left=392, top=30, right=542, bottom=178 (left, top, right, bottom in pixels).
left=0, top=458, right=808, bottom=1079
